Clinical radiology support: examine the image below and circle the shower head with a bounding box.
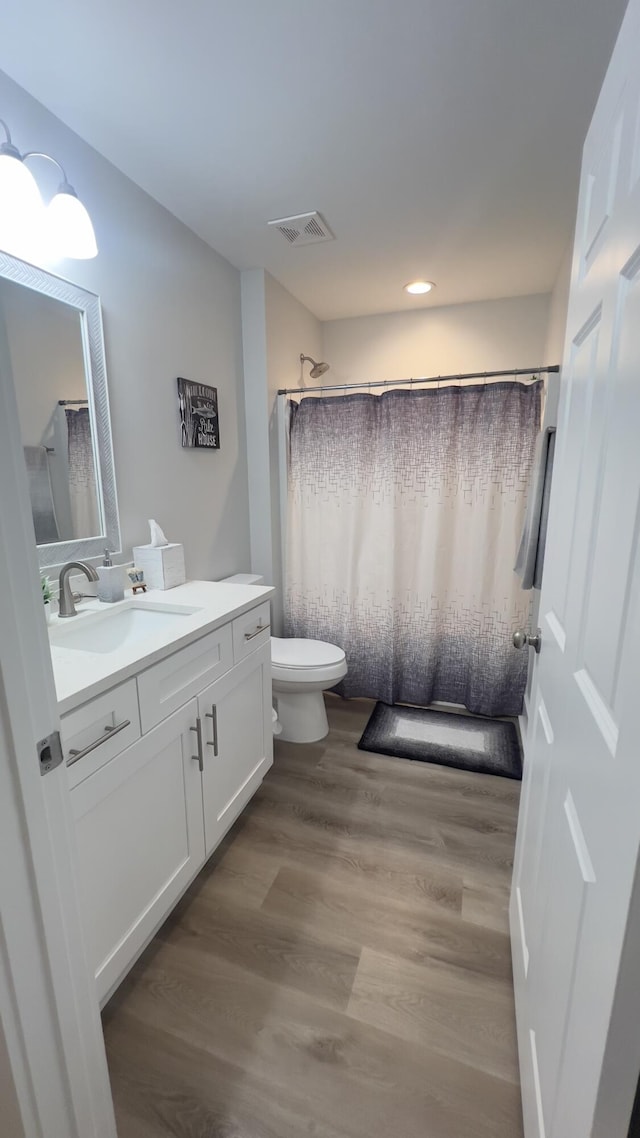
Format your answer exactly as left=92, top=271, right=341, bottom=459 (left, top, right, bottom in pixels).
left=300, top=353, right=330, bottom=379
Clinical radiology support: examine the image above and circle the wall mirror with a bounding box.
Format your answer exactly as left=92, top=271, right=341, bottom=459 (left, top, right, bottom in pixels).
left=0, top=251, right=120, bottom=569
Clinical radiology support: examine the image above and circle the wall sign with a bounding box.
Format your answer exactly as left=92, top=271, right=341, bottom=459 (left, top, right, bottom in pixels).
left=177, top=378, right=220, bottom=449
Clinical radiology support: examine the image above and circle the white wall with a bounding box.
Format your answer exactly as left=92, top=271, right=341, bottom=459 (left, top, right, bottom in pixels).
left=322, top=293, right=551, bottom=385
left=543, top=242, right=572, bottom=366
left=241, top=269, right=322, bottom=632
left=519, top=248, right=572, bottom=717
left=265, top=271, right=323, bottom=403
left=0, top=70, right=250, bottom=579
left=241, top=270, right=272, bottom=590
left=265, top=273, right=323, bottom=632
left=539, top=242, right=572, bottom=433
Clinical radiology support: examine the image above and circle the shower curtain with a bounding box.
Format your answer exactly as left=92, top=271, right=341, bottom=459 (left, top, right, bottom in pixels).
left=285, top=381, right=541, bottom=717
left=66, top=407, right=100, bottom=538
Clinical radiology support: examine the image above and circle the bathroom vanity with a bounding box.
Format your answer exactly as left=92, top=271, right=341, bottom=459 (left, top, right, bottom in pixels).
left=49, top=580, right=273, bottom=1005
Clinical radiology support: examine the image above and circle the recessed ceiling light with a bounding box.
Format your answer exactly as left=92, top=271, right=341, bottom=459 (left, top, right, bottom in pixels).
left=404, top=280, right=435, bottom=295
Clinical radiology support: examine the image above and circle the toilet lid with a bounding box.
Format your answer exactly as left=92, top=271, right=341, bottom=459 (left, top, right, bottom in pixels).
left=271, top=637, right=346, bottom=668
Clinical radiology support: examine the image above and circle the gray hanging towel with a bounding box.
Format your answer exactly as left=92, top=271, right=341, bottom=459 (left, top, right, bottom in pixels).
left=515, top=426, right=556, bottom=589
left=23, top=445, right=60, bottom=544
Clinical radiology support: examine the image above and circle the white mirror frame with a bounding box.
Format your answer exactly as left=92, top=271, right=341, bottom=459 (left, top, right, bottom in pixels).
left=0, top=251, right=121, bottom=569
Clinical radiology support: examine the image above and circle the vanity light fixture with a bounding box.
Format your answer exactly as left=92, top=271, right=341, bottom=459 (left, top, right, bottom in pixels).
left=404, top=280, right=435, bottom=295
left=0, top=119, right=98, bottom=260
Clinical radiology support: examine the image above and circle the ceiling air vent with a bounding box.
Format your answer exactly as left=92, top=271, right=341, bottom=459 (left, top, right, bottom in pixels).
left=268, top=211, right=334, bottom=247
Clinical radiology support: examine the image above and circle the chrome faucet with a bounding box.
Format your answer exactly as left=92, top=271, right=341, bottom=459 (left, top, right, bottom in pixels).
left=58, top=561, right=99, bottom=618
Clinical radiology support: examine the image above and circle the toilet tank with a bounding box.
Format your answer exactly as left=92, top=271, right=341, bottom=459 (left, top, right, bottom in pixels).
left=219, top=573, right=265, bottom=586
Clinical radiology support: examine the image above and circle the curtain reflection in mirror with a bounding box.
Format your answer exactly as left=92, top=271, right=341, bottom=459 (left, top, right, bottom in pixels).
left=0, top=251, right=121, bottom=567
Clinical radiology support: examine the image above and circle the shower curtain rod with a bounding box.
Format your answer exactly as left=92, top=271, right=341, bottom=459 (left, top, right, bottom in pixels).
left=277, top=364, right=560, bottom=397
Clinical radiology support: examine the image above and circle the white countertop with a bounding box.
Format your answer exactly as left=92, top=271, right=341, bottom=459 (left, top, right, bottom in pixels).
left=50, top=580, right=274, bottom=715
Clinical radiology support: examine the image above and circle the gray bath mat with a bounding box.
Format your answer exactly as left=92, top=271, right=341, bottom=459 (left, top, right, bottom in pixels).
left=358, top=702, right=522, bottom=780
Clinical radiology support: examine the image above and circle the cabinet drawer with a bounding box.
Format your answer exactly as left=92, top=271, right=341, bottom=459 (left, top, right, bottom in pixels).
left=62, top=679, right=141, bottom=789
left=232, top=601, right=271, bottom=663
left=137, top=623, right=233, bottom=732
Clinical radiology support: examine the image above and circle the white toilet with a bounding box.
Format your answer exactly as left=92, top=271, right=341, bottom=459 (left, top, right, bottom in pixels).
left=271, top=636, right=347, bottom=743
left=219, top=574, right=347, bottom=744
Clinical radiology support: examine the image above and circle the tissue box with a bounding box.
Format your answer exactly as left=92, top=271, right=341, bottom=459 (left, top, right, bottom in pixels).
left=132, top=543, right=186, bottom=590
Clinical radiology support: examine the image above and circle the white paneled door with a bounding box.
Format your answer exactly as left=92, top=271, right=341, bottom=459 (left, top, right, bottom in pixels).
left=511, top=2, right=640, bottom=1135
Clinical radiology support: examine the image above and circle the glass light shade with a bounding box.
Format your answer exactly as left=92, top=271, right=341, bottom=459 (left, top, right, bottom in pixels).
left=47, top=187, right=98, bottom=259
left=0, top=150, right=44, bottom=258
left=404, top=280, right=435, bottom=295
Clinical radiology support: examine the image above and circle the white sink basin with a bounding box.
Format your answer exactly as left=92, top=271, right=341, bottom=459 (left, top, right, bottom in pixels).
left=49, top=602, right=202, bottom=655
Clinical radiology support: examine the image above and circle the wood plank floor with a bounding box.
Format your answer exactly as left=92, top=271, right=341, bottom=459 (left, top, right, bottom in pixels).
left=103, top=697, right=523, bottom=1138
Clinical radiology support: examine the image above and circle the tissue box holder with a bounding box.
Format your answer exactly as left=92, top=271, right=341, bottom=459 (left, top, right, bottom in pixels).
left=132, top=543, right=185, bottom=590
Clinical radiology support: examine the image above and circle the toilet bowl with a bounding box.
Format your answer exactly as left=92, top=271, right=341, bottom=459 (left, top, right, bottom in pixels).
left=272, top=637, right=347, bottom=743
left=219, top=575, right=348, bottom=744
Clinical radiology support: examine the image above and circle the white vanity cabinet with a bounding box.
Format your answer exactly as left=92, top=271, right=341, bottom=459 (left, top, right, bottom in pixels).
left=61, top=596, right=273, bottom=1005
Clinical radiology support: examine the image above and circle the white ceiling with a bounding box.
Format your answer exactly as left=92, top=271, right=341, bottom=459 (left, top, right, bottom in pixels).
left=0, top=0, right=627, bottom=320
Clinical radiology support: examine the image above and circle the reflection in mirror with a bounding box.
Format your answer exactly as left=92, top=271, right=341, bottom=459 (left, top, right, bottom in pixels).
left=0, top=252, right=120, bottom=569
left=0, top=280, right=102, bottom=544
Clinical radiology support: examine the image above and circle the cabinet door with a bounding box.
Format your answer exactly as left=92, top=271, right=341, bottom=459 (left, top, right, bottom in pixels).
left=70, top=701, right=205, bottom=1004
left=198, top=640, right=273, bottom=857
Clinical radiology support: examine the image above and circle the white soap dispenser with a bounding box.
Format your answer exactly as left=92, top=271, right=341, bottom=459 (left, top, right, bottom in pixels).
left=96, top=548, right=125, bottom=603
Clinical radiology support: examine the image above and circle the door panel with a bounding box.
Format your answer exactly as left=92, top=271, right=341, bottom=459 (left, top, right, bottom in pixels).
left=547, top=312, right=601, bottom=623
left=198, top=642, right=273, bottom=856
left=582, top=261, right=640, bottom=709
left=581, top=96, right=624, bottom=272
left=514, top=697, right=554, bottom=973
left=511, top=4, right=640, bottom=1136
left=535, top=791, right=594, bottom=1131
left=71, top=701, right=205, bottom=1003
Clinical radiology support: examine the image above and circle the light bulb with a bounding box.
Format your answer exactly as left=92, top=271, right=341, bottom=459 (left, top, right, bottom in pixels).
left=47, top=185, right=98, bottom=259
left=0, top=148, right=44, bottom=258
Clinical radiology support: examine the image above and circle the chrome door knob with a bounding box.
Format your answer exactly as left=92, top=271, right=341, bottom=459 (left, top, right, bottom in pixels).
left=513, top=628, right=542, bottom=653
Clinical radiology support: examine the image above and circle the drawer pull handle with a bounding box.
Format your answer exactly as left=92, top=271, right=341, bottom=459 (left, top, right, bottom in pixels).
left=244, top=623, right=269, bottom=641
left=206, top=705, right=219, bottom=756
left=67, top=719, right=131, bottom=767
left=190, top=718, right=204, bottom=772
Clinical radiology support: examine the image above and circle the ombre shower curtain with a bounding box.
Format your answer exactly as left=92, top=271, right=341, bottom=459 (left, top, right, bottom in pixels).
left=285, top=381, right=541, bottom=717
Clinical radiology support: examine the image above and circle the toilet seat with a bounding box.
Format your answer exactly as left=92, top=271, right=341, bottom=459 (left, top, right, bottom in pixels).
left=271, top=637, right=347, bottom=685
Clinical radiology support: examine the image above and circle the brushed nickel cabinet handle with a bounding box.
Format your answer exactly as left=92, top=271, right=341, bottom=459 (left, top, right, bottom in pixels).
left=206, top=705, right=219, bottom=756
left=190, top=718, right=204, bottom=772
left=244, top=623, right=269, bottom=641
left=67, top=719, right=131, bottom=766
